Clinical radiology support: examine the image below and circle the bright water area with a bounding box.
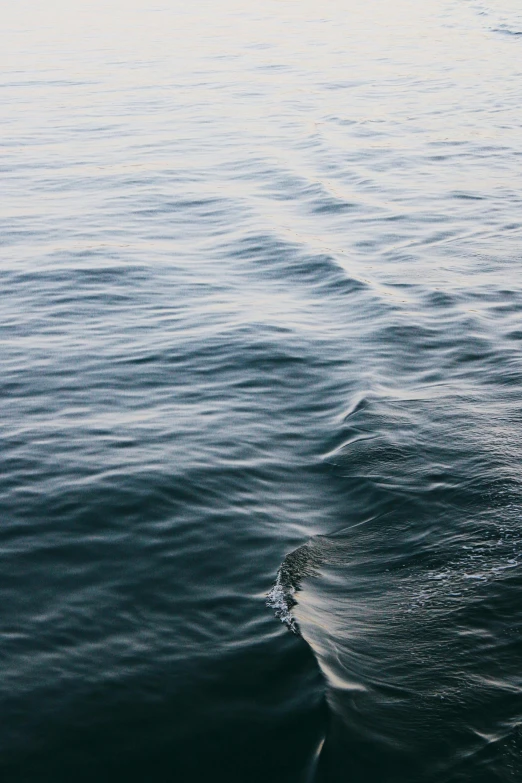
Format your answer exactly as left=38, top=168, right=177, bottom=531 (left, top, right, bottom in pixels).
left=2, top=1, right=522, bottom=781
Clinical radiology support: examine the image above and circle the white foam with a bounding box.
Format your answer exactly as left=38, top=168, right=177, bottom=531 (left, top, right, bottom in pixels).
left=266, top=570, right=299, bottom=633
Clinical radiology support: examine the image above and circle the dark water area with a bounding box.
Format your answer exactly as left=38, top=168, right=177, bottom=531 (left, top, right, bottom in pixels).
left=2, top=1, right=522, bottom=780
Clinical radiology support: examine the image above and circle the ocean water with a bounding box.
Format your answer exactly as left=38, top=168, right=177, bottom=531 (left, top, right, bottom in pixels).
left=2, top=1, right=522, bottom=781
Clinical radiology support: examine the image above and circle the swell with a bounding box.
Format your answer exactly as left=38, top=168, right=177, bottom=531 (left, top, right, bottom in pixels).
left=267, top=374, right=522, bottom=781
left=269, top=500, right=522, bottom=781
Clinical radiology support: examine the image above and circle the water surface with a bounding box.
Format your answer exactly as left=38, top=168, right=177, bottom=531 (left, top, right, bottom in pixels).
left=1, top=1, right=522, bottom=780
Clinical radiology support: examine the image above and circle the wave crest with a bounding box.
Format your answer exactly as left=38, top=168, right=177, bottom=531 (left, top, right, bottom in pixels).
left=266, top=543, right=322, bottom=634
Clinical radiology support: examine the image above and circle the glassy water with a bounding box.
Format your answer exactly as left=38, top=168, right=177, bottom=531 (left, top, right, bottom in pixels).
left=2, top=1, right=522, bottom=781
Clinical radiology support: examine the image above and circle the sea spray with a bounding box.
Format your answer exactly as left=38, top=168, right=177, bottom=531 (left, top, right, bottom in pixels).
left=267, top=542, right=323, bottom=634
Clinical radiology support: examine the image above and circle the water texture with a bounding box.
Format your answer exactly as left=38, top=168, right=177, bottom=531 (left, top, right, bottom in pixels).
left=1, top=1, right=522, bottom=781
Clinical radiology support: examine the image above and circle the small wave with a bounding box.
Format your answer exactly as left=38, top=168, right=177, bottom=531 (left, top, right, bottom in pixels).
left=469, top=0, right=522, bottom=36
left=493, top=25, right=522, bottom=35
left=266, top=543, right=322, bottom=634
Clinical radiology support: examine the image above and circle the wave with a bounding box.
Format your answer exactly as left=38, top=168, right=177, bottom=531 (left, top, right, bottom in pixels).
left=268, top=498, right=522, bottom=782
left=266, top=542, right=324, bottom=634
left=468, top=0, right=522, bottom=36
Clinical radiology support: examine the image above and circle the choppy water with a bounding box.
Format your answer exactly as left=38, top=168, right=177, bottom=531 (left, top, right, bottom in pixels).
left=2, top=1, right=522, bottom=780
